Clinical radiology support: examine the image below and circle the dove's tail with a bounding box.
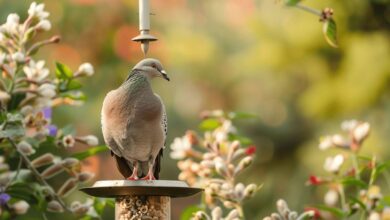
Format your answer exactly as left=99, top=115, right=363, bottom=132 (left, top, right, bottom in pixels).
left=111, top=151, right=133, bottom=179
left=153, top=148, right=163, bottom=180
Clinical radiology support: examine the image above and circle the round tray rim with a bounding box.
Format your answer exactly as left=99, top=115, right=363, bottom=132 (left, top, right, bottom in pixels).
left=80, top=180, right=203, bottom=198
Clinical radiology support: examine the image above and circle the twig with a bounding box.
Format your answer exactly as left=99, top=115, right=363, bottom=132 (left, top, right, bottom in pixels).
left=4, top=155, right=23, bottom=189
left=351, top=153, right=360, bottom=180
left=294, top=3, right=322, bottom=17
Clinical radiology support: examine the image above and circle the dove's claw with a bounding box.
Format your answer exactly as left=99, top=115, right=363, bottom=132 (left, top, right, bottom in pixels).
left=127, top=176, right=139, bottom=180
left=140, top=173, right=156, bottom=181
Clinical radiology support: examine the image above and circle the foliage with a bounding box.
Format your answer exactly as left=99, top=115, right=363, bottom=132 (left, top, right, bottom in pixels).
left=0, top=2, right=108, bottom=219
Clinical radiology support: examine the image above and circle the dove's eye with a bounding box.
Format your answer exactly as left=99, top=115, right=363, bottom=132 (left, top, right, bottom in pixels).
left=151, top=63, right=157, bottom=69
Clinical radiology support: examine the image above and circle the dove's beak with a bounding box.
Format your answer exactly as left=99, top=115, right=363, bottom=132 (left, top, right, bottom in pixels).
left=160, top=70, right=170, bottom=81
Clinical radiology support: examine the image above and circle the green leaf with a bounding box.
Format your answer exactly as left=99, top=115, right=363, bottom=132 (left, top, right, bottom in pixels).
left=199, top=119, right=220, bottom=131
left=79, top=216, right=93, bottom=220
left=6, top=182, right=40, bottom=204
left=6, top=113, right=23, bottom=123
left=106, top=199, right=115, bottom=208
left=7, top=93, right=26, bottom=111
left=55, top=62, right=73, bottom=79
left=180, top=205, right=203, bottom=220
left=228, top=133, right=252, bottom=145
left=314, top=205, right=346, bottom=218
left=60, top=125, right=75, bottom=136
left=67, top=80, right=82, bottom=90
left=60, top=91, right=87, bottom=101
left=284, top=0, right=301, bottom=6
left=72, top=146, right=108, bottom=160
left=323, top=19, right=338, bottom=48
left=93, top=199, right=106, bottom=215
left=228, top=112, right=257, bottom=120
left=373, top=161, right=390, bottom=181
left=357, top=155, right=372, bottom=161
left=0, top=125, right=25, bottom=138
left=341, top=178, right=368, bottom=189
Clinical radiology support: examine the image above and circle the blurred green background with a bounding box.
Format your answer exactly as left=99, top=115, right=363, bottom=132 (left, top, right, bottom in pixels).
left=1, top=0, right=390, bottom=219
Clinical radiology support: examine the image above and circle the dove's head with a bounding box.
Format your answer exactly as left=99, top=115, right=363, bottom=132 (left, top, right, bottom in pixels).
left=132, top=58, right=170, bottom=81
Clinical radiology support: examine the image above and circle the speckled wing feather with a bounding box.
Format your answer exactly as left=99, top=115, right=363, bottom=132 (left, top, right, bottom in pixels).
left=153, top=94, right=167, bottom=179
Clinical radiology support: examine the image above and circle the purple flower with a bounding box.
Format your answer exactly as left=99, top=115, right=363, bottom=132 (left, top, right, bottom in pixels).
left=47, top=125, right=57, bottom=136
left=0, top=193, right=10, bottom=205
left=42, top=107, right=52, bottom=119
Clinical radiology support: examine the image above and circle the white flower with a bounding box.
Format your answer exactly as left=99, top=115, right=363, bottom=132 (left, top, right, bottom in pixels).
left=70, top=199, right=92, bottom=215
left=331, top=134, right=349, bottom=148
left=170, top=136, right=191, bottom=159
left=11, top=52, right=24, bottom=63
left=324, top=189, right=339, bottom=206
left=319, top=135, right=349, bottom=150
left=226, top=209, right=239, bottom=219
left=214, top=157, right=226, bottom=175
left=2, top=13, right=20, bottom=34
left=78, top=135, right=99, bottom=146
left=276, top=199, right=290, bottom=215
left=38, top=83, right=56, bottom=98
left=368, top=212, right=381, bottom=220
left=23, top=60, right=50, bottom=82
left=222, top=120, right=237, bottom=134
left=47, top=200, right=64, bottom=213
left=243, top=184, right=257, bottom=198
left=62, top=135, right=75, bottom=148
left=36, top=19, right=51, bottom=31
left=77, top=63, right=94, bottom=76
left=0, top=32, right=4, bottom=42
left=214, top=130, right=227, bottom=142
left=0, top=91, right=10, bottom=102
left=341, top=120, right=359, bottom=132
left=324, top=154, right=344, bottom=173
left=12, top=200, right=29, bottom=215
left=353, top=122, right=370, bottom=143
left=319, top=136, right=333, bottom=150
left=234, top=183, right=245, bottom=198
left=211, top=207, right=222, bottom=219
left=28, top=2, right=49, bottom=20
left=17, top=141, right=35, bottom=155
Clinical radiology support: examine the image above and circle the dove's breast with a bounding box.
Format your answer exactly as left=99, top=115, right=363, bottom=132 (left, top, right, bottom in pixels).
left=101, top=85, right=164, bottom=162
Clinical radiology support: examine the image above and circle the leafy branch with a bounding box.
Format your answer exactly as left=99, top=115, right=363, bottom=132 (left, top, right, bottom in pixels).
left=284, top=0, right=338, bottom=48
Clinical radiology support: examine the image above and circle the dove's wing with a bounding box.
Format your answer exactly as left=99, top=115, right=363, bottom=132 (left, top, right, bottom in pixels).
left=102, top=90, right=134, bottom=178
left=153, top=94, right=167, bottom=179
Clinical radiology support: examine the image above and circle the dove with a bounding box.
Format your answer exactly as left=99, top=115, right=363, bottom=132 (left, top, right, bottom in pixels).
left=101, top=58, right=169, bottom=180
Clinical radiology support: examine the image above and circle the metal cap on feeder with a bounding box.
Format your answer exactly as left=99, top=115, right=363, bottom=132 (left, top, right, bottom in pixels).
left=132, top=0, right=158, bottom=55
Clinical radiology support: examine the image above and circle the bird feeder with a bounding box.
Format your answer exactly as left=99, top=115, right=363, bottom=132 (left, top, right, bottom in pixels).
left=132, top=0, right=158, bottom=55
left=81, top=180, right=202, bottom=219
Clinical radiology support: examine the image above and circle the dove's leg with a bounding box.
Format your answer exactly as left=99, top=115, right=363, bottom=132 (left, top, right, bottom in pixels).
left=140, top=157, right=156, bottom=180
left=127, top=161, right=139, bottom=180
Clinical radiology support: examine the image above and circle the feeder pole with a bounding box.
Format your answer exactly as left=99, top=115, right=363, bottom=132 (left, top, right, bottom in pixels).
left=132, top=0, right=158, bottom=55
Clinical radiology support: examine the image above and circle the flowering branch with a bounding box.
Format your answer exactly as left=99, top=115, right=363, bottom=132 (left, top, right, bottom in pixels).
left=0, top=2, right=107, bottom=218
left=171, top=110, right=259, bottom=220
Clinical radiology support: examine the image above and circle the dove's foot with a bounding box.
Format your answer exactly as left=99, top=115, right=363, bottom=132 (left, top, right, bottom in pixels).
left=126, top=164, right=139, bottom=180
left=140, top=173, right=156, bottom=181
left=126, top=176, right=139, bottom=180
